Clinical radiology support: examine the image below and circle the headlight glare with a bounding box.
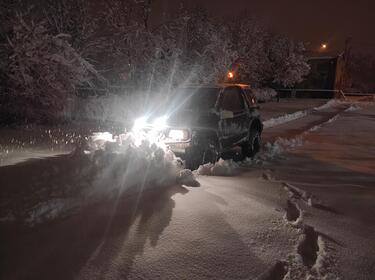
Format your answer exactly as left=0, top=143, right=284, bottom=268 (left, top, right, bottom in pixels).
left=133, top=117, right=148, bottom=132
left=168, top=129, right=189, bottom=141
left=153, top=116, right=168, bottom=130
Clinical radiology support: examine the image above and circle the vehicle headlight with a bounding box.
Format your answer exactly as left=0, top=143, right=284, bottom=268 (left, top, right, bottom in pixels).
left=132, top=117, right=148, bottom=132
left=167, top=129, right=189, bottom=141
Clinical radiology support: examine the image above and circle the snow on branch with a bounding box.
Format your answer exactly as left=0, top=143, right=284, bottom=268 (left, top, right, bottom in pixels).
left=5, top=13, right=97, bottom=122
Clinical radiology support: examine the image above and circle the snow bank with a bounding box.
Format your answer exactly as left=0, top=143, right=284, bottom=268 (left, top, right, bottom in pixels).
left=196, top=158, right=239, bottom=176
left=345, top=104, right=361, bottom=112
left=307, top=114, right=340, bottom=133
left=263, top=99, right=341, bottom=129
left=195, top=135, right=306, bottom=177
left=314, top=99, right=364, bottom=112
left=262, top=105, right=344, bottom=161
left=84, top=132, right=199, bottom=195
left=261, top=137, right=304, bottom=160
left=252, top=88, right=277, bottom=103
left=263, top=110, right=308, bottom=128
left=178, top=169, right=200, bottom=187
left=313, top=99, right=339, bottom=111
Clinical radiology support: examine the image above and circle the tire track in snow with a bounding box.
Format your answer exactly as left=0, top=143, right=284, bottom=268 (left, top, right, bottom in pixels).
left=257, top=261, right=289, bottom=280
left=261, top=176, right=338, bottom=278
left=297, top=225, right=319, bottom=268
left=263, top=180, right=338, bottom=279
left=259, top=102, right=349, bottom=279
left=285, top=200, right=303, bottom=226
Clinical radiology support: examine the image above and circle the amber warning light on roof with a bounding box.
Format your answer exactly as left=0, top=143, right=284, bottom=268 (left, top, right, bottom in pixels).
left=227, top=71, right=234, bottom=79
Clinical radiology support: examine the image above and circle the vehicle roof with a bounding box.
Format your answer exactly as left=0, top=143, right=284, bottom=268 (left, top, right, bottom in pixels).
left=176, top=83, right=251, bottom=90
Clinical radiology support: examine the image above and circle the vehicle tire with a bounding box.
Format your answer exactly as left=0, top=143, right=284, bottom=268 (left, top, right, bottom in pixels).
left=202, top=143, right=219, bottom=164
left=186, top=141, right=219, bottom=170
left=242, top=128, right=261, bottom=158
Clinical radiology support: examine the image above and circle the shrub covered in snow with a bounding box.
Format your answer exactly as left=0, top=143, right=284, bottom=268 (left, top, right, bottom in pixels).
left=252, top=88, right=277, bottom=103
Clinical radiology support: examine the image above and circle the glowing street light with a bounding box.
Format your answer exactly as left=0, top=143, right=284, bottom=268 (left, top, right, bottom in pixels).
left=321, top=43, right=327, bottom=50
left=227, top=71, right=234, bottom=79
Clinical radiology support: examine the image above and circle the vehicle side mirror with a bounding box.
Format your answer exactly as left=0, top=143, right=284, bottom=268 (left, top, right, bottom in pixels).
left=220, top=110, right=234, bottom=119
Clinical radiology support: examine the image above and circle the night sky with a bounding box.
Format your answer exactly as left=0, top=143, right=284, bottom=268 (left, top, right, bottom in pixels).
left=151, top=0, right=375, bottom=55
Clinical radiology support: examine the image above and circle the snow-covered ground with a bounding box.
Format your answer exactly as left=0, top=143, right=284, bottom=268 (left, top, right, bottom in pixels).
left=0, top=124, right=98, bottom=166
left=267, top=103, right=375, bottom=280
left=1, top=98, right=374, bottom=280
left=260, top=98, right=329, bottom=123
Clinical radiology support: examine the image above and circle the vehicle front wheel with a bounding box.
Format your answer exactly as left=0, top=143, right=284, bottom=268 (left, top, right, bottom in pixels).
left=242, top=129, right=261, bottom=158
left=185, top=143, right=219, bottom=170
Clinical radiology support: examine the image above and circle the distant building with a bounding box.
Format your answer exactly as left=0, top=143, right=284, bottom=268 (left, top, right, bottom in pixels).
left=278, top=51, right=346, bottom=98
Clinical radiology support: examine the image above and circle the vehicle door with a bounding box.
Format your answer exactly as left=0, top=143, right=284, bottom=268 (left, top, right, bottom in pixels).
left=243, top=88, right=260, bottom=118
left=218, top=86, right=249, bottom=148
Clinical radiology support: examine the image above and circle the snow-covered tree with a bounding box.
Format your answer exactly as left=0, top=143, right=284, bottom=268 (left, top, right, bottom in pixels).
left=1, top=1, right=311, bottom=124
left=5, top=13, right=95, bottom=122
left=182, top=9, right=238, bottom=84
left=226, top=17, right=270, bottom=85
left=41, top=0, right=104, bottom=60
left=97, top=0, right=151, bottom=86
left=100, top=2, right=238, bottom=87
left=267, top=35, right=310, bottom=87
left=226, top=16, right=309, bottom=87
left=0, top=0, right=14, bottom=90
left=136, top=0, right=154, bottom=30
left=152, top=8, right=237, bottom=86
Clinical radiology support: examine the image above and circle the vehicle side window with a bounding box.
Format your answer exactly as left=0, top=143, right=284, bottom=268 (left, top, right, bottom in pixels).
left=244, top=89, right=253, bottom=99
left=220, top=87, right=245, bottom=112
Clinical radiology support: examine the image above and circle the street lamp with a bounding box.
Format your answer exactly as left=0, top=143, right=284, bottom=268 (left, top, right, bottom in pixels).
left=321, top=43, right=327, bottom=50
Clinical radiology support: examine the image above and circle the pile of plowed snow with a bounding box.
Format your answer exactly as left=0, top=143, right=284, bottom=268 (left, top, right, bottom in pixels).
left=196, top=158, right=239, bottom=176
left=83, top=132, right=199, bottom=192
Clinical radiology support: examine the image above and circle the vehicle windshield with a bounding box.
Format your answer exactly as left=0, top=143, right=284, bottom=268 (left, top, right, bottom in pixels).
left=170, top=87, right=220, bottom=112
